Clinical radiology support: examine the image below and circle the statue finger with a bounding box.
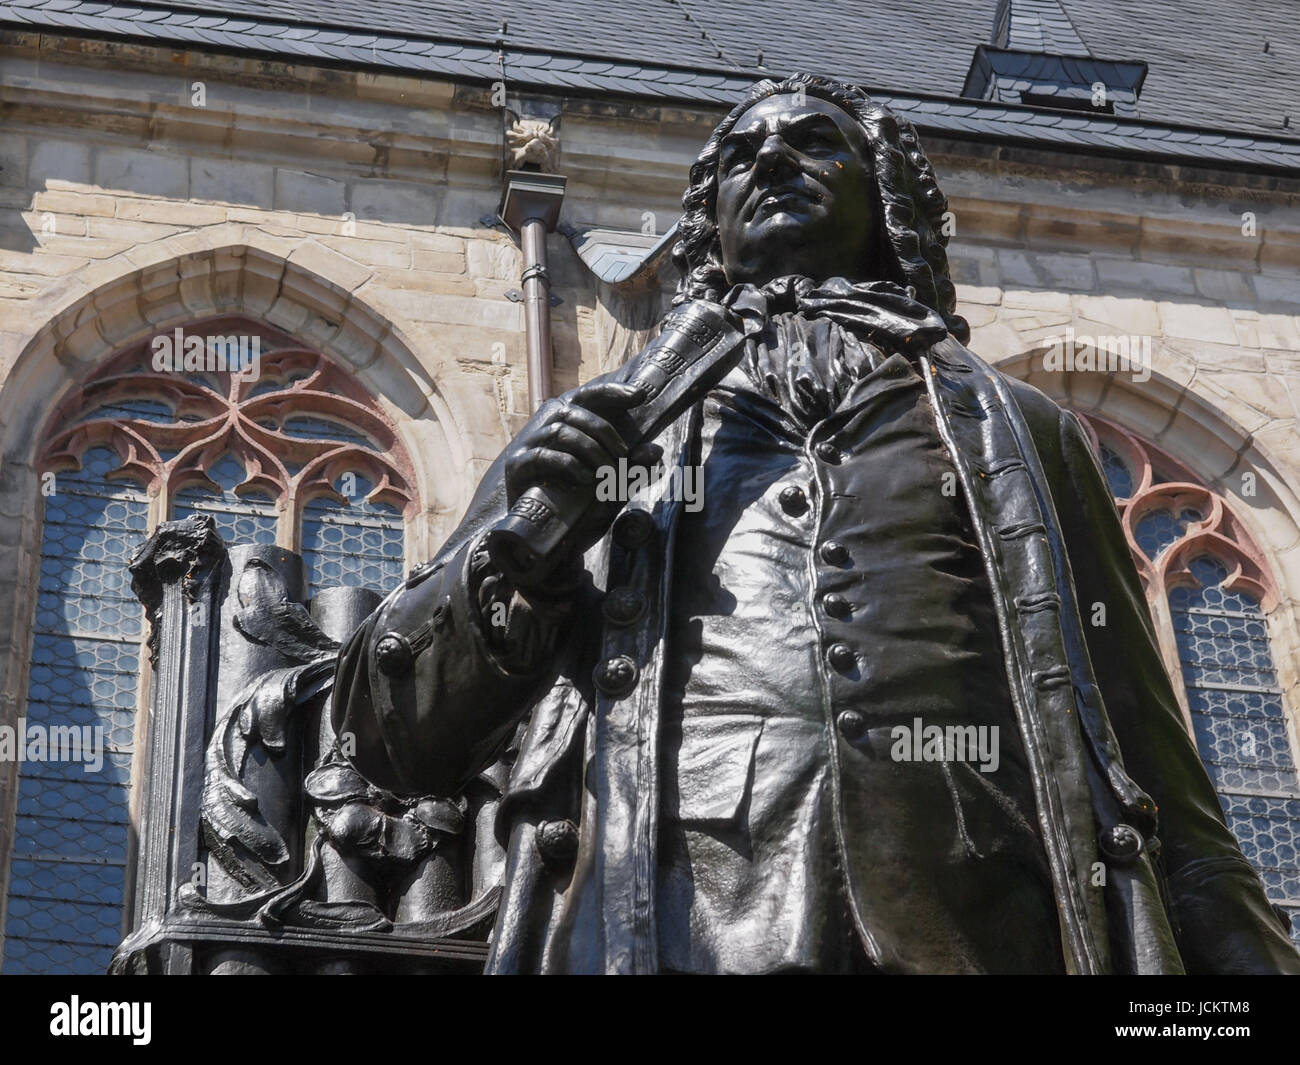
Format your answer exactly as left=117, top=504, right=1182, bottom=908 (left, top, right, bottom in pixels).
left=567, top=380, right=644, bottom=417
left=554, top=402, right=634, bottom=459
left=510, top=447, right=599, bottom=491
left=546, top=422, right=621, bottom=471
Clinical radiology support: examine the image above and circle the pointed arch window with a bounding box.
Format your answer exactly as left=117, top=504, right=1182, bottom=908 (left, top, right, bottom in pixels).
left=1, top=318, right=416, bottom=974
left=1079, top=414, right=1300, bottom=946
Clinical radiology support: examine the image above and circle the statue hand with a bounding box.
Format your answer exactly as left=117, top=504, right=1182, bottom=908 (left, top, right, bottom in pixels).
left=503, top=379, right=655, bottom=555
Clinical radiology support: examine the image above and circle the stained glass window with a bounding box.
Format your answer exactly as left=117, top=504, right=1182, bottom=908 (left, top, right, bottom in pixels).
left=2, top=449, right=146, bottom=974
left=1098, top=443, right=1133, bottom=500
left=1, top=320, right=415, bottom=973
left=1079, top=414, right=1300, bottom=948
left=1173, top=557, right=1300, bottom=942
left=301, top=475, right=405, bottom=597
left=1136, top=507, right=1204, bottom=562
left=172, top=454, right=278, bottom=547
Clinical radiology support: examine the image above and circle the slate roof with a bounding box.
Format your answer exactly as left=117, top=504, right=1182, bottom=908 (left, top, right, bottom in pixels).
left=3, top=0, right=1299, bottom=174
left=995, top=0, right=1090, bottom=56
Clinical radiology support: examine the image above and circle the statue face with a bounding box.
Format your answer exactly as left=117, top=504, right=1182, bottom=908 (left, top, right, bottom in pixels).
left=715, top=93, right=879, bottom=288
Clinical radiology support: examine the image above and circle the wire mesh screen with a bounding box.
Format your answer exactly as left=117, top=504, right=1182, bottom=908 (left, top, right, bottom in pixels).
left=301, top=474, right=404, bottom=597
left=1172, top=556, right=1300, bottom=947
left=171, top=454, right=278, bottom=547
left=2, top=448, right=145, bottom=974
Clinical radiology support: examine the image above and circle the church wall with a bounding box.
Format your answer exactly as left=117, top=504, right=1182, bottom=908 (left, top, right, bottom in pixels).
left=1, top=33, right=1299, bottom=937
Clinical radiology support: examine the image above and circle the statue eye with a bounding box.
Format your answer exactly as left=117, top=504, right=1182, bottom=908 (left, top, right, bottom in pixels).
left=720, top=144, right=752, bottom=173
left=797, top=130, right=838, bottom=153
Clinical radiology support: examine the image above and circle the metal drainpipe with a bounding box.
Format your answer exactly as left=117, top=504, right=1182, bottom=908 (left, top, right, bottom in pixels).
left=499, top=170, right=567, bottom=412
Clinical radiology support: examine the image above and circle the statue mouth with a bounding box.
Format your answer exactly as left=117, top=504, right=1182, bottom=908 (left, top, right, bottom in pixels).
left=754, top=186, right=821, bottom=216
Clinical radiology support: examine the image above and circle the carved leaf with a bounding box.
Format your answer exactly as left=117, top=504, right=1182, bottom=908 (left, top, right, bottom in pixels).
left=199, top=659, right=335, bottom=890
left=233, top=557, right=339, bottom=663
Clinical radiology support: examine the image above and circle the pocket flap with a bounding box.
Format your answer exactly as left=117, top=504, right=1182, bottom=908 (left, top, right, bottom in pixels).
left=670, top=714, right=764, bottom=824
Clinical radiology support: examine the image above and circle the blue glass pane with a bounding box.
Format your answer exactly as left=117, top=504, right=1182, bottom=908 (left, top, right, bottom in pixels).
left=3, top=896, right=125, bottom=948
left=1136, top=507, right=1203, bottom=561
left=281, top=416, right=375, bottom=448
left=1171, top=556, right=1263, bottom=613
left=1099, top=444, right=1133, bottom=499
left=1169, top=554, right=1300, bottom=925
left=172, top=453, right=278, bottom=548
left=301, top=475, right=403, bottom=597
left=1219, top=796, right=1300, bottom=903
left=75, top=398, right=173, bottom=425
left=3, top=447, right=143, bottom=975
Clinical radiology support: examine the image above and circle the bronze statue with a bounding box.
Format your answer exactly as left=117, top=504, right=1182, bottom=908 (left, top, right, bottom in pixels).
left=331, top=74, right=1300, bottom=973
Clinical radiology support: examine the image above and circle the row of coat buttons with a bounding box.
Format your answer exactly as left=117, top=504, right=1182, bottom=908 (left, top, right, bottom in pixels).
left=595, top=510, right=655, bottom=698
left=777, top=446, right=841, bottom=516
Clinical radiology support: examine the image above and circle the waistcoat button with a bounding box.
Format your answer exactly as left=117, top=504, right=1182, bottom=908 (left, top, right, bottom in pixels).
left=1098, top=823, right=1144, bottom=866
left=815, top=441, right=841, bottom=464
left=612, top=509, right=654, bottom=549
left=374, top=632, right=414, bottom=676
left=823, top=592, right=851, bottom=619
left=536, top=819, right=580, bottom=869
left=827, top=642, right=856, bottom=673
left=836, top=709, right=867, bottom=741
left=779, top=485, right=809, bottom=515
left=820, top=540, right=849, bottom=565
left=602, top=587, right=648, bottom=626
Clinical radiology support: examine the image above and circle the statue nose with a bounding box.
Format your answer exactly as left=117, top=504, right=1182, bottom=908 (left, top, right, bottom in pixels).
left=755, top=134, right=797, bottom=177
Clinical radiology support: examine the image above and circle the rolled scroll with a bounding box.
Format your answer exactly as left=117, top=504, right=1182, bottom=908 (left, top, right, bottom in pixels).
left=486, top=299, right=749, bottom=584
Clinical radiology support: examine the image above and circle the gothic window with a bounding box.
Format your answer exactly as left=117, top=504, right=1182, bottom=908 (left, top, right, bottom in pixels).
left=1080, top=414, right=1300, bottom=946
left=2, top=449, right=146, bottom=974
left=1, top=318, right=415, bottom=974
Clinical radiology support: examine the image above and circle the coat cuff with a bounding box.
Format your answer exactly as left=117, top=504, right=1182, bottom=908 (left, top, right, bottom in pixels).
left=1167, top=853, right=1300, bottom=973
left=330, top=536, right=578, bottom=797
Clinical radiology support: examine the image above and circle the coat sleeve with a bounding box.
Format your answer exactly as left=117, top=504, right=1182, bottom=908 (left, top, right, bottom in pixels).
left=329, top=354, right=650, bottom=800
left=330, top=454, right=585, bottom=799
left=1048, top=404, right=1300, bottom=973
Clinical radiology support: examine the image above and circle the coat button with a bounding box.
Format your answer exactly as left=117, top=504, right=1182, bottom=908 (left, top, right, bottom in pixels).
left=837, top=710, right=867, bottom=741
left=602, top=587, right=647, bottom=626
left=612, top=509, right=654, bottom=549
left=820, top=539, right=849, bottom=565
left=778, top=485, right=809, bottom=515
left=823, top=592, right=851, bottom=619
left=827, top=642, right=856, bottom=673
left=374, top=632, right=413, bottom=676
left=815, top=441, right=841, bottom=464
left=1098, top=823, right=1144, bottom=865
left=536, top=819, right=580, bottom=870
left=594, top=655, right=638, bottom=696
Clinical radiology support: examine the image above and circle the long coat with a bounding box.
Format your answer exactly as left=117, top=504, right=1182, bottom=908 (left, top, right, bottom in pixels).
left=332, top=326, right=1300, bottom=974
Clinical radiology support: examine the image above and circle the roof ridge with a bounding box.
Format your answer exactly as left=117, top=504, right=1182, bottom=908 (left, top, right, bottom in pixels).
left=4, top=0, right=1299, bottom=173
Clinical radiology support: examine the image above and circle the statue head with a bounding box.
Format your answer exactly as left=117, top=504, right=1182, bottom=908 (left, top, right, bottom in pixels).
left=673, top=73, right=968, bottom=343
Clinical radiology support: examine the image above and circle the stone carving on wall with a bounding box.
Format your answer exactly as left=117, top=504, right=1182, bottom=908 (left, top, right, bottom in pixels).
left=505, top=112, right=561, bottom=172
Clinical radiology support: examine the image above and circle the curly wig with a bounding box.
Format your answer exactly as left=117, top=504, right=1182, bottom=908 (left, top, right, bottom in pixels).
left=672, top=72, right=969, bottom=344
